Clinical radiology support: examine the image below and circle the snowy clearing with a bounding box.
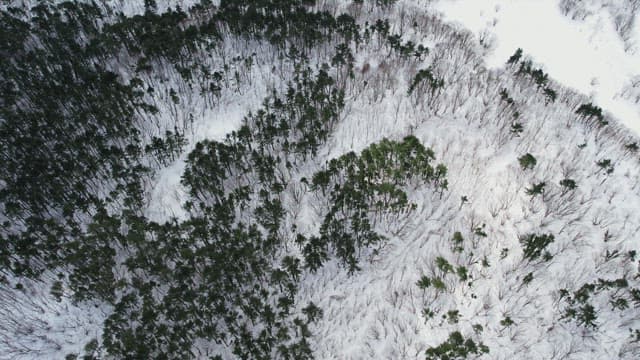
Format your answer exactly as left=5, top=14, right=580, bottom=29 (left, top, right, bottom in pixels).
left=431, top=0, right=640, bottom=134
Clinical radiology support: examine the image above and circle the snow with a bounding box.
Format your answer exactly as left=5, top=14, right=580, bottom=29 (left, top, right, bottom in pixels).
left=5, top=1, right=640, bottom=359
left=144, top=99, right=254, bottom=223
left=0, top=275, right=109, bottom=359
left=285, top=2, right=640, bottom=358
left=431, top=0, right=640, bottom=134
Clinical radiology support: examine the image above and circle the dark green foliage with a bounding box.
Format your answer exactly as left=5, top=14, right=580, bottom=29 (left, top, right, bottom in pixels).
left=374, top=0, right=398, bottom=7
left=181, top=67, right=344, bottom=206
left=0, top=3, right=357, bottom=355
left=543, top=87, right=557, bottom=104
left=0, top=2, right=158, bottom=275
left=417, top=275, right=432, bottom=290
left=596, top=158, right=614, bottom=174
left=500, top=88, right=515, bottom=105
left=66, top=208, right=120, bottom=303
left=368, top=18, right=391, bottom=40
left=574, top=283, right=596, bottom=303
left=596, top=277, right=628, bottom=290
left=562, top=277, right=631, bottom=329
left=217, top=0, right=360, bottom=53
left=431, top=277, right=446, bottom=291
left=575, top=304, right=598, bottom=328
left=0, top=1, right=371, bottom=358
left=625, top=142, right=638, bottom=152
left=611, top=298, right=629, bottom=311
left=509, top=50, right=558, bottom=104
left=473, top=225, right=487, bottom=237
left=525, top=182, right=546, bottom=197
left=282, top=256, right=302, bottom=282
left=576, top=103, right=607, bottom=126
left=102, top=57, right=350, bottom=357
left=408, top=68, right=444, bottom=95
left=451, top=232, right=464, bottom=253
left=303, top=236, right=329, bottom=272
left=104, top=214, right=305, bottom=358
left=436, top=257, right=454, bottom=273
left=518, top=60, right=549, bottom=88
left=507, top=48, right=523, bottom=64
left=386, top=34, right=428, bottom=59
left=1, top=2, right=594, bottom=359
left=51, top=280, right=64, bottom=302
left=302, top=302, right=323, bottom=324
left=97, top=7, right=196, bottom=62
left=520, top=233, right=554, bottom=261
left=559, top=178, right=577, bottom=192
left=310, top=136, right=446, bottom=271
left=422, top=307, right=435, bottom=321
left=0, top=0, right=358, bottom=282
left=518, top=153, right=537, bottom=170
left=425, top=331, right=489, bottom=360
left=456, top=267, right=468, bottom=281
left=84, top=339, right=99, bottom=359
left=500, top=316, right=514, bottom=327
left=144, top=0, right=158, bottom=14
left=631, top=288, right=640, bottom=305
left=332, top=42, right=355, bottom=76
left=446, top=310, right=460, bottom=324
left=510, top=122, right=524, bottom=136
left=144, top=129, right=187, bottom=166
left=251, top=67, right=343, bottom=158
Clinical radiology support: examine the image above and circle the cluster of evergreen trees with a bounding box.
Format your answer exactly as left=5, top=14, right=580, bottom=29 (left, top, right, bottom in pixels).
left=0, top=2, right=170, bottom=277
left=310, top=136, right=447, bottom=272
left=561, top=276, right=632, bottom=329
left=507, top=48, right=557, bottom=105
left=424, top=331, right=489, bottom=360
left=102, top=63, right=348, bottom=358
left=0, top=0, right=327, bottom=357
left=576, top=102, right=608, bottom=126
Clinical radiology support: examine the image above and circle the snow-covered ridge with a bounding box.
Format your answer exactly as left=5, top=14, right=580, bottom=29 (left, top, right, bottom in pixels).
left=431, top=0, right=640, bottom=134
left=291, top=1, right=640, bottom=358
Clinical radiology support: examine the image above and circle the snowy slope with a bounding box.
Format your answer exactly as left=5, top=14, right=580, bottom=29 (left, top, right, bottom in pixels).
left=286, top=1, right=640, bottom=358
left=3, top=1, right=640, bottom=359
left=431, top=0, right=640, bottom=135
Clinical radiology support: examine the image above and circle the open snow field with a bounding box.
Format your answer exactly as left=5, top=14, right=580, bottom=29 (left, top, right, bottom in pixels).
left=431, top=0, right=640, bottom=134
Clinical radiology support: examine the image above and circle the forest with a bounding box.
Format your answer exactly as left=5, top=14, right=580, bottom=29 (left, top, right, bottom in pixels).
left=1, top=0, right=640, bottom=359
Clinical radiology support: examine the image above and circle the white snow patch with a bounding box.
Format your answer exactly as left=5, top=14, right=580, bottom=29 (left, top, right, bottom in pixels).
left=431, top=0, right=640, bottom=134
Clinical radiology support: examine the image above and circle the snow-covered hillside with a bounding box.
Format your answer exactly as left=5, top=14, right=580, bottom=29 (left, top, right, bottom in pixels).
left=2, top=0, right=640, bottom=359
left=431, top=0, right=640, bottom=135
left=289, top=2, right=640, bottom=358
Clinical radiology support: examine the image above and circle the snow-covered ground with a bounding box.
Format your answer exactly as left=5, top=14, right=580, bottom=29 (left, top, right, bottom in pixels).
left=4, top=1, right=640, bottom=359
left=430, top=0, right=640, bottom=134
